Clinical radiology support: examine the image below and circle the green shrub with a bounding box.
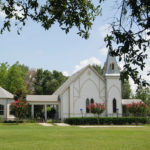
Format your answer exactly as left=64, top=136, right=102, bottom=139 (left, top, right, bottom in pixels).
left=3, top=120, right=23, bottom=123
left=65, top=117, right=148, bottom=125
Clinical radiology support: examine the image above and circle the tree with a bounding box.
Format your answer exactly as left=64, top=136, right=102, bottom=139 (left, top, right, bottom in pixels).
left=0, top=62, right=9, bottom=89
left=104, top=0, right=150, bottom=86
left=34, top=69, right=68, bottom=95
left=92, top=64, right=104, bottom=75
left=0, top=62, right=28, bottom=94
left=0, top=0, right=101, bottom=39
left=135, top=85, right=150, bottom=106
left=25, top=69, right=36, bottom=94
left=1, top=0, right=149, bottom=85
left=122, top=80, right=132, bottom=99
left=6, top=62, right=28, bottom=94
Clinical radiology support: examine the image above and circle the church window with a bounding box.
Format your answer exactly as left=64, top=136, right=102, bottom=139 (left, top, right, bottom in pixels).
left=86, top=98, right=90, bottom=113
left=113, top=99, right=117, bottom=113
left=91, top=98, right=94, bottom=104
left=111, top=63, right=115, bottom=70
left=0, top=104, right=4, bottom=115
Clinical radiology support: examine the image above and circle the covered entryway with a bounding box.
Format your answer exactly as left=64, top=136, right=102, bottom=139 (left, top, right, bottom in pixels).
left=26, top=95, right=60, bottom=121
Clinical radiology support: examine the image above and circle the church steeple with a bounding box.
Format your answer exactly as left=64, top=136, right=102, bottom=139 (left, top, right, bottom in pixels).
left=104, top=50, right=120, bottom=75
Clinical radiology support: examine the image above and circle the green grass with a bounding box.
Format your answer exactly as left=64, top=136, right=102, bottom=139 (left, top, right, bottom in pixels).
left=0, top=124, right=150, bottom=150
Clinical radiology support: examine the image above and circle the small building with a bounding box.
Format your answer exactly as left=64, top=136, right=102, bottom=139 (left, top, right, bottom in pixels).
left=0, top=87, right=15, bottom=120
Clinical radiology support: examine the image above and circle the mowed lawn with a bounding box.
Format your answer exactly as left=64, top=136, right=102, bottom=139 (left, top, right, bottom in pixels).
left=0, top=124, right=150, bottom=150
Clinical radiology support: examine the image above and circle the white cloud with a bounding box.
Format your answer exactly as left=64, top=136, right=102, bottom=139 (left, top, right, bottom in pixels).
left=62, top=71, right=69, bottom=77
left=99, top=24, right=112, bottom=38
left=99, top=47, right=108, bottom=56
left=73, top=57, right=101, bottom=73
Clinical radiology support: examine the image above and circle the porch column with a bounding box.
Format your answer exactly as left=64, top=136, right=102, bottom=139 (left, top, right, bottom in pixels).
left=45, top=104, right=47, bottom=121
left=58, top=103, right=61, bottom=119
left=31, top=104, right=34, bottom=118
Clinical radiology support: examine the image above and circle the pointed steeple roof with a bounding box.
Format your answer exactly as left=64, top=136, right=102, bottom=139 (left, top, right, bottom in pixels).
left=104, top=50, right=120, bottom=75
left=0, top=87, right=13, bottom=99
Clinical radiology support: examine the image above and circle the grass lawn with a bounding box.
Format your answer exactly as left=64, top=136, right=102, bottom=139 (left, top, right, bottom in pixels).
left=0, top=124, right=150, bottom=150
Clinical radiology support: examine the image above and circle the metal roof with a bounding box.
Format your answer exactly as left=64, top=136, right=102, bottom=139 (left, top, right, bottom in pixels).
left=104, top=50, right=120, bottom=75
left=26, top=95, right=58, bottom=102
left=122, top=99, right=143, bottom=105
left=0, top=87, right=13, bottom=99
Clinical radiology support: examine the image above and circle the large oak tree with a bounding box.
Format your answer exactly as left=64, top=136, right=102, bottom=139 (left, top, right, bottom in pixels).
left=0, top=0, right=150, bottom=85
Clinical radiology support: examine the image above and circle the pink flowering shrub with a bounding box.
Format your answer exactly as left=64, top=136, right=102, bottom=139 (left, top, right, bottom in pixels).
left=10, top=100, right=29, bottom=120
left=88, top=103, right=106, bottom=124
left=126, top=101, right=148, bottom=117
left=88, top=103, right=106, bottom=115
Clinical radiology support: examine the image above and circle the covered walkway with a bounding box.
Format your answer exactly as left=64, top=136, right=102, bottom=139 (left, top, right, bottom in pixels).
left=26, top=95, right=60, bottom=121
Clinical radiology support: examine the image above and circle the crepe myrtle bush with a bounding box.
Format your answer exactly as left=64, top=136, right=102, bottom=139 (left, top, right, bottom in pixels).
left=10, top=100, right=29, bottom=120
left=88, top=103, right=106, bottom=124
left=126, top=101, right=148, bottom=117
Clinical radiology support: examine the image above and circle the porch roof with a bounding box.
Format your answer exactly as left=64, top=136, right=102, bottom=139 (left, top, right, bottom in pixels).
left=26, top=95, right=58, bottom=102
left=122, top=99, right=143, bottom=105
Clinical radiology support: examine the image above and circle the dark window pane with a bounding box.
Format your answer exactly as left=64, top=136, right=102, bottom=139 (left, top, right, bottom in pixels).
left=113, top=99, right=117, bottom=113
left=86, top=98, right=89, bottom=113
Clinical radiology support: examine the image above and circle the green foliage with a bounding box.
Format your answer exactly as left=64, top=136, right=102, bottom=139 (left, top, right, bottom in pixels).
left=14, top=89, right=26, bottom=101
left=0, top=62, right=9, bottom=89
left=34, top=69, right=68, bottom=95
left=136, top=85, right=150, bottom=106
left=92, top=64, right=104, bottom=75
left=0, top=62, right=28, bottom=94
left=65, top=117, right=148, bottom=125
left=122, top=80, right=132, bottom=99
left=0, top=0, right=149, bottom=86
left=0, top=0, right=102, bottom=39
left=104, top=0, right=150, bottom=85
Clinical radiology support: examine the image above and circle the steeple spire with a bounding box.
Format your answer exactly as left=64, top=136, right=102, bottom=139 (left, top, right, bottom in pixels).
left=104, top=50, right=120, bottom=75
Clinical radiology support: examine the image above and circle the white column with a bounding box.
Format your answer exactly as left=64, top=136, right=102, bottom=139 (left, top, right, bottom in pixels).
left=45, top=104, right=47, bottom=121
left=31, top=104, right=34, bottom=118
left=58, top=103, right=61, bottom=120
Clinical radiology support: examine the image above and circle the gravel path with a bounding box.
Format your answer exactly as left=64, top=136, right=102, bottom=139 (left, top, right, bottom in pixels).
left=39, top=123, right=53, bottom=126
left=55, top=123, right=70, bottom=126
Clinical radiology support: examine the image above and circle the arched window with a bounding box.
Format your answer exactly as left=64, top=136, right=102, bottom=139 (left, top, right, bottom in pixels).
left=91, top=98, right=94, bottom=104
left=111, top=63, right=115, bottom=70
left=86, top=98, right=90, bottom=113
left=113, top=99, right=117, bottom=113
left=0, top=104, right=4, bottom=115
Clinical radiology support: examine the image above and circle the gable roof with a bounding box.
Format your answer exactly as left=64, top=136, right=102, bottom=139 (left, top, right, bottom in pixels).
left=53, top=65, right=104, bottom=95
left=0, top=87, right=13, bottom=99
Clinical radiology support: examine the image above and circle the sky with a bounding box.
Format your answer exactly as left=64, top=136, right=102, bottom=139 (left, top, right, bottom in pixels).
left=0, top=1, right=149, bottom=94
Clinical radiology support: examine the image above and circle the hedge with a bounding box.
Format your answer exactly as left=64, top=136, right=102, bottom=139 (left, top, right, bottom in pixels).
left=65, top=117, right=148, bottom=125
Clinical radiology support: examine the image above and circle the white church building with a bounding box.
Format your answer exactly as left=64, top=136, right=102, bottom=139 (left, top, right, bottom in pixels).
left=0, top=51, right=142, bottom=120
